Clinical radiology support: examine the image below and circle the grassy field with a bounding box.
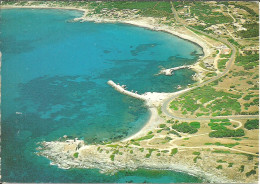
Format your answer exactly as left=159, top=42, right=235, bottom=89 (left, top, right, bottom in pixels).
left=170, top=85, right=243, bottom=117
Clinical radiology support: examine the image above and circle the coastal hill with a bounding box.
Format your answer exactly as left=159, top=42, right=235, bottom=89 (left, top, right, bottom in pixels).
left=2, top=1, right=259, bottom=183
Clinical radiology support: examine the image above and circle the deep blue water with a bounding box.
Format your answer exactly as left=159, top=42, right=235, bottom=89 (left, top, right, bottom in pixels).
left=0, top=8, right=203, bottom=183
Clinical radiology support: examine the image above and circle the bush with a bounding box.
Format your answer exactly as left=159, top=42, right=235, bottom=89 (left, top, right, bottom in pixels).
left=190, top=122, right=200, bottom=129
left=110, top=154, right=115, bottom=161
left=216, top=165, right=223, bottom=169
left=73, top=152, right=79, bottom=158
left=237, top=23, right=259, bottom=38
left=159, top=124, right=166, bottom=128
left=228, top=163, right=233, bottom=167
left=172, top=122, right=198, bottom=134
left=170, top=148, right=178, bottom=156
left=244, top=119, right=259, bottom=130
left=209, top=129, right=245, bottom=138
left=218, top=59, right=228, bottom=70
left=239, top=165, right=245, bottom=172
left=236, top=54, right=259, bottom=69
left=168, top=130, right=182, bottom=137
left=193, top=152, right=200, bottom=155
left=135, top=134, right=154, bottom=141
left=246, top=170, right=256, bottom=177
left=164, top=136, right=172, bottom=141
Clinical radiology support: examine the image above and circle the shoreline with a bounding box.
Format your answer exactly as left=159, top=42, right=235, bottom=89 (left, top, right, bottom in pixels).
left=2, top=5, right=229, bottom=183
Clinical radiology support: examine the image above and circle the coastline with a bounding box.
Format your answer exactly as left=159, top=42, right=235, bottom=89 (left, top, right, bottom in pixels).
left=2, top=5, right=233, bottom=183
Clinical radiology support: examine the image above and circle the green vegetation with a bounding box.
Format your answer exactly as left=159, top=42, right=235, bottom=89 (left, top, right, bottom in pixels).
left=205, top=142, right=239, bottom=148
left=239, top=165, right=245, bottom=172
left=233, top=4, right=258, bottom=17
left=217, top=160, right=227, bottom=163
left=208, top=119, right=245, bottom=138
left=208, top=122, right=231, bottom=131
left=246, top=170, right=256, bottom=177
left=159, top=124, right=166, bottom=128
left=157, top=106, right=162, bottom=115
left=135, top=134, right=154, bottom=141
left=110, top=154, right=115, bottom=161
left=189, top=122, right=200, bottom=129
left=107, top=144, right=119, bottom=148
left=193, top=152, right=200, bottom=155
left=170, top=86, right=242, bottom=117
left=193, top=152, right=201, bottom=163
left=170, top=148, right=178, bottom=156
left=218, top=59, right=228, bottom=70
left=161, top=150, right=169, bottom=153
left=73, top=152, right=79, bottom=158
left=157, top=129, right=163, bottom=133
left=139, top=148, right=144, bottom=152
left=147, top=131, right=153, bottom=135
left=236, top=54, right=259, bottom=70
left=209, top=128, right=245, bottom=138
left=212, top=150, right=231, bottom=154
left=145, top=148, right=157, bottom=158
left=243, top=94, right=258, bottom=101
left=244, top=119, right=259, bottom=130
left=88, top=1, right=175, bottom=19
left=164, top=136, right=173, bottom=142
left=232, top=138, right=242, bottom=141
left=228, top=163, right=234, bottom=167
left=132, top=142, right=140, bottom=146
left=216, top=165, right=223, bottom=169
left=206, top=72, right=217, bottom=77
left=237, top=23, right=259, bottom=38
left=172, top=122, right=198, bottom=134
left=190, top=2, right=233, bottom=26
left=208, top=119, right=231, bottom=130
left=168, top=130, right=182, bottom=137
left=228, top=38, right=240, bottom=47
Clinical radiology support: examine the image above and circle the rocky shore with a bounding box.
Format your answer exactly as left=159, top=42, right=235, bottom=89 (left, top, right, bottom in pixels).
left=37, top=139, right=248, bottom=183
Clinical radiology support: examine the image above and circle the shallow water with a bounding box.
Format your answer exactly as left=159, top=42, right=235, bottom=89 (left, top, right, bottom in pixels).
left=1, top=8, right=203, bottom=182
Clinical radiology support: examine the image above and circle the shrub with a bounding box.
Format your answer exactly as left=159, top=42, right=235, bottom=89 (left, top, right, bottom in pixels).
left=168, top=130, right=182, bottom=137
left=172, top=122, right=198, bottom=134
left=244, top=119, right=259, bottom=130
left=73, top=152, right=79, bottom=158
left=190, top=122, right=200, bottom=128
left=246, top=170, right=256, bottom=177
left=239, top=165, right=245, bottom=172
left=161, top=150, right=169, bottom=153
left=135, top=134, right=154, bottom=141
left=170, top=148, right=178, bottom=156
left=164, top=136, right=172, bottom=141
left=228, top=163, right=233, bottom=167
left=216, top=165, right=223, bottom=169
left=209, top=129, right=245, bottom=138
left=217, top=160, right=226, bottom=163
left=236, top=54, right=259, bottom=69
left=110, top=154, right=115, bottom=161
left=193, top=152, right=200, bottom=155
left=159, top=124, right=166, bottom=128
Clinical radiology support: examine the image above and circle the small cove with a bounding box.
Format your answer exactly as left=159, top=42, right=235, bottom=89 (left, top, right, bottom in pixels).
left=1, top=8, right=203, bottom=182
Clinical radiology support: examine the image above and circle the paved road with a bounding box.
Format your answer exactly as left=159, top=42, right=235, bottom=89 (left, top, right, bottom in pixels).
left=161, top=3, right=259, bottom=121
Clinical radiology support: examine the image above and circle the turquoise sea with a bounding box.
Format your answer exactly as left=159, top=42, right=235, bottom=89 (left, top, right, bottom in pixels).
left=1, top=9, right=203, bottom=183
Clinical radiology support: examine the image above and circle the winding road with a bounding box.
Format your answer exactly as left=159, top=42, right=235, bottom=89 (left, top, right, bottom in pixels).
left=161, top=3, right=259, bottom=121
